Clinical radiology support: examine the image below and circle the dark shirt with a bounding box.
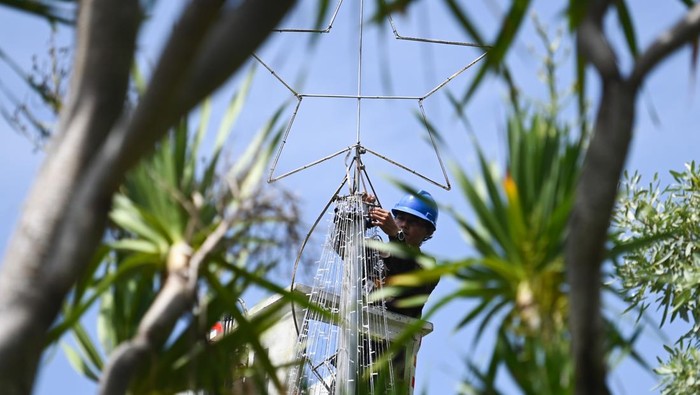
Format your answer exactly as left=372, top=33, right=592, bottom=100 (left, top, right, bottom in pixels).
left=382, top=252, right=439, bottom=318
left=331, top=209, right=438, bottom=318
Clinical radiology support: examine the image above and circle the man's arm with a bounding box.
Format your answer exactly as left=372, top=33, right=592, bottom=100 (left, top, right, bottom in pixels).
left=364, top=195, right=401, bottom=239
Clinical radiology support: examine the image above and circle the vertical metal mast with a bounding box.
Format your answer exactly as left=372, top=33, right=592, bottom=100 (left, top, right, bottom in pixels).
left=335, top=0, right=366, bottom=393
left=355, top=0, right=365, bottom=153
left=335, top=194, right=363, bottom=395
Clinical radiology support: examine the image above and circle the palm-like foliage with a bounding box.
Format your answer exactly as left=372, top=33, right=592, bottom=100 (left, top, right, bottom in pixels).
left=47, top=74, right=306, bottom=393
left=449, top=111, right=581, bottom=394
left=446, top=107, right=649, bottom=393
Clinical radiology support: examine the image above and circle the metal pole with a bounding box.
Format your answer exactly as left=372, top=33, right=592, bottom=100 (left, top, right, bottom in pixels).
left=335, top=195, right=364, bottom=395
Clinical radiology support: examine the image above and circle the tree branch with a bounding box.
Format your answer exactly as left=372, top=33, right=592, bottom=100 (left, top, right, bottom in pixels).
left=101, top=0, right=226, bottom=189
left=0, top=0, right=297, bottom=393
left=176, top=0, right=297, bottom=114
left=630, top=3, right=700, bottom=87
left=108, top=0, right=297, bottom=195
left=99, top=268, right=193, bottom=395
left=566, top=82, right=637, bottom=395
left=567, top=2, right=636, bottom=395
left=0, top=1, right=139, bottom=393
left=576, top=0, right=619, bottom=81
left=568, top=7, right=700, bottom=395
left=99, top=212, right=237, bottom=394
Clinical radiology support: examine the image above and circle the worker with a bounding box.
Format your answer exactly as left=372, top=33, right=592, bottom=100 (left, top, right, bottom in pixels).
left=353, top=190, right=439, bottom=393
left=331, top=190, right=440, bottom=393
left=365, top=189, right=439, bottom=318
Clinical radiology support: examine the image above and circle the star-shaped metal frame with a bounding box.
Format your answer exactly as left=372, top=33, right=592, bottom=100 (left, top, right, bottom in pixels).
left=263, top=6, right=492, bottom=382
left=256, top=0, right=489, bottom=193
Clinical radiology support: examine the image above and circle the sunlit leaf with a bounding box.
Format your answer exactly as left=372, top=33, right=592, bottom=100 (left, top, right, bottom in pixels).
left=62, top=342, right=100, bottom=382
left=110, top=195, right=170, bottom=249
left=72, top=322, right=104, bottom=372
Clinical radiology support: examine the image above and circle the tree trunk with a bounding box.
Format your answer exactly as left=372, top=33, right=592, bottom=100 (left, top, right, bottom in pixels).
left=566, top=78, right=637, bottom=395
left=0, top=0, right=296, bottom=393
left=569, top=3, right=700, bottom=394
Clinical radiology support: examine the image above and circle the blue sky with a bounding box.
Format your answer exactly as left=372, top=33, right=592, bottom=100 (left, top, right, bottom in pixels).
left=2, top=1, right=700, bottom=394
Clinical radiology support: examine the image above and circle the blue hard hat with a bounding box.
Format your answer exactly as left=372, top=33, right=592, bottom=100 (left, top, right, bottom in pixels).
left=392, top=190, right=438, bottom=230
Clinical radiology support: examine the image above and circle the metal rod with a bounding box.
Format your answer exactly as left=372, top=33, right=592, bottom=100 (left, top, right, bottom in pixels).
left=387, top=13, right=491, bottom=48
left=269, top=145, right=353, bottom=183
left=422, top=51, right=488, bottom=100
left=363, top=145, right=450, bottom=190
left=251, top=53, right=299, bottom=96
left=268, top=97, right=303, bottom=183
left=417, top=100, right=451, bottom=190
left=300, top=93, right=422, bottom=100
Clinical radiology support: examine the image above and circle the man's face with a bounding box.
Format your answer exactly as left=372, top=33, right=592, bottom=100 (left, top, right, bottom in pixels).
left=394, top=212, right=432, bottom=247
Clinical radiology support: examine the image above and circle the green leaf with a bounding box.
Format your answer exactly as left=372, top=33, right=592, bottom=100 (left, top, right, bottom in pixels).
left=462, top=0, right=532, bottom=103
left=476, top=150, right=509, bottom=231
left=204, top=272, right=285, bottom=392
left=48, top=254, right=158, bottom=343
left=455, top=297, right=496, bottom=332
left=452, top=163, right=517, bottom=259
left=566, top=0, right=587, bottom=32
left=109, top=239, right=160, bottom=254
left=202, top=67, right=256, bottom=191
left=62, top=342, right=100, bottom=382
left=443, top=0, right=488, bottom=46
left=98, top=291, right=117, bottom=354
left=72, top=322, right=104, bottom=372
left=70, top=245, right=110, bottom=309
left=110, top=195, right=170, bottom=250
left=313, top=0, right=331, bottom=30
left=227, top=107, right=285, bottom=202
left=614, top=0, right=638, bottom=58
left=184, top=99, right=210, bottom=192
